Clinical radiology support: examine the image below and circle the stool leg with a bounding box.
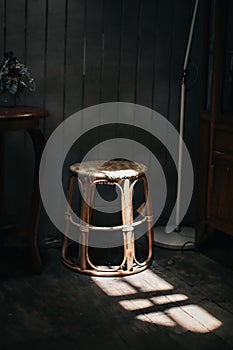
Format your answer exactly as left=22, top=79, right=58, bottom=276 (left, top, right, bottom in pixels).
left=132, top=176, right=153, bottom=268
left=79, top=231, right=87, bottom=270
left=62, top=175, right=75, bottom=260
left=79, top=182, right=87, bottom=270
left=142, top=176, right=153, bottom=262
left=78, top=179, right=92, bottom=270
left=121, top=179, right=134, bottom=271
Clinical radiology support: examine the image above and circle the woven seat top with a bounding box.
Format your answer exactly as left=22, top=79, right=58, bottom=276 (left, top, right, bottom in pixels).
left=69, top=160, right=147, bottom=182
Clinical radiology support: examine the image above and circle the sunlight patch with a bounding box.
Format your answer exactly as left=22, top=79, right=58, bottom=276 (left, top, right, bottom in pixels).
left=150, top=294, right=188, bottom=305
left=92, top=277, right=137, bottom=296
left=136, top=312, right=176, bottom=327
left=92, top=272, right=223, bottom=334
left=119, top=298, right=154, bottom=311
left=123, top=269, right=174, bottom=292
left=172, top=304, right=222, bottom=332
left=135, top=305, right=222, bottom=333
left=167, top=305, right=222, bottom=333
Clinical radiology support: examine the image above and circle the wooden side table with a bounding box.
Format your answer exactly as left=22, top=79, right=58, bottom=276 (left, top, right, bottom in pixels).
left=0, top=106, right=49, bottom=273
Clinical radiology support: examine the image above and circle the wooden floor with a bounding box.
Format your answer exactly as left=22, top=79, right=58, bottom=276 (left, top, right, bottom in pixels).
left=0, top=245, right=233, bottom=350
left=200, top=230, right=233, bottom=270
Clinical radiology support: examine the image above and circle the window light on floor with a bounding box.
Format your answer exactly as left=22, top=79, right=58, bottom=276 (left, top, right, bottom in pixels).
left=92, top=269, right=222, bottom=334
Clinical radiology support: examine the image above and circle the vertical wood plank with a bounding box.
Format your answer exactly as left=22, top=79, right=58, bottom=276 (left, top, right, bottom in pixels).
left=133, top=1, right=157, bottom=178
left=25, top=0, right=47, bottom=108
left=146, top=0, right=175, bottom=224
left=5, top=0, right=25, bottom=61
left=4, top=0, right=27, bottom=225
left=79, top=0, right=103, bottom=162
left=135, top=0, right=157, bottom=108
left=115, top=0, right=141, bottom=162
left=84, top=0, right=103, bottom=108
left=64, top=0, right=85, bottom=117
left=167, top=0, right=197, bottom=225
left=44, top=0, right=66, bottom=137
left=62, top=0, right=85, bottom=204
left=40, top=0, right=67, bottom=241
left=97, top=0, right=122, bottom=161
left=152, top=0, right=174, bottom=117
left=101, top=0, right=122, bottom=103
left=0, top=0, right=5, bottom=56
left=22, top=0, right=48, bottom=225
left=118, top=0, right=140, bottom=102
left=0, top=1, right=6, bottom=218
left=168, top=0, right=194, bottom=128
left=184, top=0, right=206, bottom=224
left=153, top=0, right=180, bottom=223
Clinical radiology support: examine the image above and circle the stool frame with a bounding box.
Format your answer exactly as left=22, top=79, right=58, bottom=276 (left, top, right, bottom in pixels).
left=62, top=173, right=153, bottom=276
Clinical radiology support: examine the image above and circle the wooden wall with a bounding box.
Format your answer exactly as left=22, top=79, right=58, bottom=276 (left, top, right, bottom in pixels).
left=0, top=0, right=206, bottom=240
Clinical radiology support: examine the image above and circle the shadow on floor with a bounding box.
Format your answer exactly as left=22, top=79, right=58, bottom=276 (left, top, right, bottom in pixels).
left=0, top=245, right=233, bottom=350
left=200, top=229, right=233, bottom=270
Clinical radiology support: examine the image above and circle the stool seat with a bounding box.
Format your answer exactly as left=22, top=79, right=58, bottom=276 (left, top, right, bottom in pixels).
left=69, top=160, right=147, bottom=182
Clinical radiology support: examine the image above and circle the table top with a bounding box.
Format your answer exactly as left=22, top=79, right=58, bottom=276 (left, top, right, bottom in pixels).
left=0, top=106, right=49, bottom=120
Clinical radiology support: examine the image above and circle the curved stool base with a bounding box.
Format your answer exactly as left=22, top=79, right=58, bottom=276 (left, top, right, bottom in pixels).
left=61, top=256, right=152, bottom=276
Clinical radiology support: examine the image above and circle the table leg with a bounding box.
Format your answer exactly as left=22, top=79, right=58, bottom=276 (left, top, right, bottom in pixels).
left=0, top=132, right=4, bottom=245
left=0, top=132, right=4, bottom=224
left=0, top=132, right=16, bottom=233
left=27, top=128, right=46, bottom=273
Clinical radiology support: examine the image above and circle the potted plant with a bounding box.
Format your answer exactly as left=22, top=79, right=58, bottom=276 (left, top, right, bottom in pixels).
left=0, top=51, right=35, bottom=106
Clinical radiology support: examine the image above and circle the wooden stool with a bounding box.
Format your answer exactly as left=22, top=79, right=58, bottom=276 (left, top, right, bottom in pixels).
left=62, top=160, right=153, bottom=276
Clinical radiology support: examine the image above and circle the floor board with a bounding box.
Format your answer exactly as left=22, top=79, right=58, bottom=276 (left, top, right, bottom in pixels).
left=0, top=245, right=233, bottom=350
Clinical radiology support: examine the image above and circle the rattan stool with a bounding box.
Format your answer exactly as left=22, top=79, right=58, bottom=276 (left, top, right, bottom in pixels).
left=62, top=160, right=153, bottom=276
